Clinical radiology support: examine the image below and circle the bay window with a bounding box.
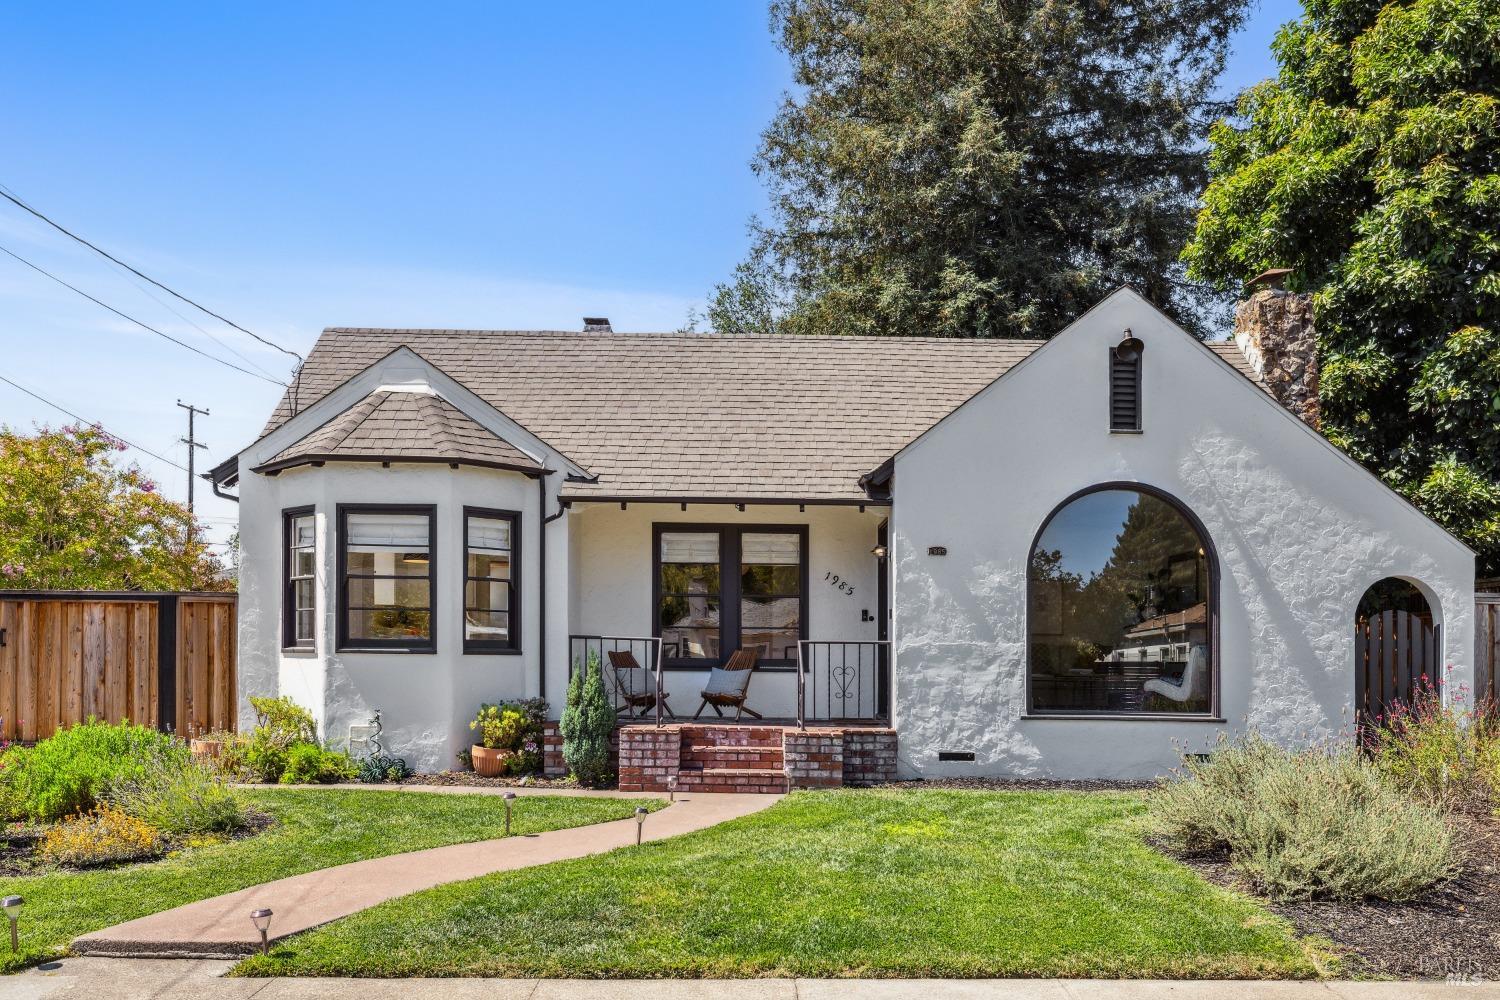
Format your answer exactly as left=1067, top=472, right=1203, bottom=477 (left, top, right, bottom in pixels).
left=338, top=505, right=436, bottom=651
left=282, top=507, right=315, bottom=649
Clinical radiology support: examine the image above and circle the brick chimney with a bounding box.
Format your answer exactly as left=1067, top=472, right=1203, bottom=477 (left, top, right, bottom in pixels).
left=1234, top=269, right=1320, bottom=429
left=582, top=316, right=613, bottom=333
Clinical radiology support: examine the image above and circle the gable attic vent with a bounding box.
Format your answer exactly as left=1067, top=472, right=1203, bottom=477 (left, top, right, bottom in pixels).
left=582, top=317, right=613, bottom=333
left=1109, top=332, right=1144, bottom=432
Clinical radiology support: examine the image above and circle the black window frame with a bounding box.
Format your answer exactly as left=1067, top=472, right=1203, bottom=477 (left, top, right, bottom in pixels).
left=281, top=505, right=316, bottom=651
left=337, top=503, right=438, bottom=653
left=652, top=523, right=809, bottom=671
left=462, top=506, right=521, bottom=655
left=1023, top=482, right=1221, bottom=721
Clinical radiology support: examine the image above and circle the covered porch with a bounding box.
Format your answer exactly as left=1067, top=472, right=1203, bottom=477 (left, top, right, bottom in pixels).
left=560, top=498, right=892, bottom=728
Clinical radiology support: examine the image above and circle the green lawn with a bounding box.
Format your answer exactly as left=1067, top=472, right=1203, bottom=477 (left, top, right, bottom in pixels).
left=0, top=788, right=654, bottom=973
left=236, top=789, right=1332, bottom=979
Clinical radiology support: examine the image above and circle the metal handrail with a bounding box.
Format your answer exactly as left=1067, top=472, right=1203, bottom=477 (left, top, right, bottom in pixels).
left=796, top=639, right=892, bottom=729
left=567, top=634, right=665, bottom=726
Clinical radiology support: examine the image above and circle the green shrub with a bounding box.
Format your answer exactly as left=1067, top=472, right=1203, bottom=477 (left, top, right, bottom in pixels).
left=1368, top=681, right=1500, bottom=809
left=1151, top=733, right=1459, bottom=901
left=0, top=721, right=186, bottom=822
left=230, top=696, right=321, bottom=783
left=37, top=805, right=165, bottom=867
left=561, top=652, right=613, bottom=787
left=280, top=744, right=358, bottom=785
left=107, top=755, right=246, bottom=834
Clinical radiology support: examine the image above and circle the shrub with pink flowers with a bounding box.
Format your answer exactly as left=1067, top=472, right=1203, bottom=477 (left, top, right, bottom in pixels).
left=1367, top=671, right=1500, bottom=810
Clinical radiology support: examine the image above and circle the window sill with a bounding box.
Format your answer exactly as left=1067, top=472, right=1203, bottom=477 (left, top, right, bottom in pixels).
left=337, top=646, right=437, bottom=655
left=464, top=646, right=523, bottom=656
left=1108, top=428, right=1144, bottom=435
left=1021, top=713, right=1225, bottom=723
left=281, top=647, right=317, bottom=658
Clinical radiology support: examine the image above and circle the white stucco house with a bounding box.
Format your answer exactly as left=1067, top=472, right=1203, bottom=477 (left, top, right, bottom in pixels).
left=211, top=287, right=1474, bottom=784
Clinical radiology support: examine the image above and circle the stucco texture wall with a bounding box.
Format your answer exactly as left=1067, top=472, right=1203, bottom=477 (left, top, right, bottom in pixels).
left=890, top=290, right=1474, bottom=780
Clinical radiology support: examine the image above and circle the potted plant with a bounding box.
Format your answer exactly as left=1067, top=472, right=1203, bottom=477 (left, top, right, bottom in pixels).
left=469, top=703, right=527, bottom=777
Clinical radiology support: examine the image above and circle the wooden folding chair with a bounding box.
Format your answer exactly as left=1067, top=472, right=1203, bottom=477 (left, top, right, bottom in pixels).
left=694, top=649, right=762, bottom=721
left=606, top=650, right=676, bottom=719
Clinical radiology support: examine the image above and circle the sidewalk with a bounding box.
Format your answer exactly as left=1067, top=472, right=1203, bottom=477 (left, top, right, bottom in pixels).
left=72, top=791, right=778, bottom=959
left=2, top=958, right=1496, bottom=1000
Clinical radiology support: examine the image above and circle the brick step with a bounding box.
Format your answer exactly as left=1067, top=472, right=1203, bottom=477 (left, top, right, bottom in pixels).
left=681, top=745, right=785, bottom=769
left=677, top=766, right=789, bottom=793
left=679, top=726, right=784, bottom=748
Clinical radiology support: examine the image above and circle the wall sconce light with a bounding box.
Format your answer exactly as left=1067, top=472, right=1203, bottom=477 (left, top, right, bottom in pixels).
left=249, top=908, right=273, bottom=956
left=503, top=791, right=517, bottom=836
left=2, top=896, right=22, bottom=953
left=871, top=544, right=888, bottom=559
left=635, top=805, right=648, bottom=845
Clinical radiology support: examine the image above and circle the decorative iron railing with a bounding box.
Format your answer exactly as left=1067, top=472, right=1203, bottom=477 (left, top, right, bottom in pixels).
left=796, top=640, right=891, bottom=728
left=567, top=634, right=666, bottom=725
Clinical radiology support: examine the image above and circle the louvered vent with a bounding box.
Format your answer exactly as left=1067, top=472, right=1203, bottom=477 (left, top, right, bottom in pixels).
left=1110, top=338, right=1143, bottom=431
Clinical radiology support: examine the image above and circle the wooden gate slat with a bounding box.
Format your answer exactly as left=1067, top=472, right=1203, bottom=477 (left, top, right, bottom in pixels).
left=0, top=602, right=17, bottom=741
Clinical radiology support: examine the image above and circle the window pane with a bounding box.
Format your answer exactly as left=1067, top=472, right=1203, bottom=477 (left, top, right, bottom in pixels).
left=347, top=513, right=429, bottom=548
left=295, top=609, right=315, bottom=642
left=742, top=533, right=798, bottom=565
left=662, top=627, right=719, bottom=660
left=347, top=578, right=431, bottom=609
left=293, top=548, right=316, bottom=577
left=294, top=578, right=315, bottom=612
left=740, top=627, right=799, bottom=662
left=467, top=552, right=511, bottom=580
left=347, top=549, right=431, bottom=576
left=465, top=609, right=510, bottom=641
left=741, top=564, right=800, bottom=596
left=465, top=579, right=510, bottom=612
left=292, top=515, right=315, bottom=548
left=348, top=608, right=431, bottom=641
left=742, top=594, right=800, bottom=661
left=1028, top=490, right=1210, bottom=714
left=467, top=517, right=511, bottom=552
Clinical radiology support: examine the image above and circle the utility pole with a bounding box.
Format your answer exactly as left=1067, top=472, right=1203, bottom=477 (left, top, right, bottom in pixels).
left=176, top=400, right=209, bottom=513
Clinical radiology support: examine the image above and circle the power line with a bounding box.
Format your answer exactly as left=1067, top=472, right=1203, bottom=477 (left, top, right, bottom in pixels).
left=0, top=183, right=304, bottom=365
left=0, top=372, right=188, bottom=472
left=0, top=242, right=289, bottom=387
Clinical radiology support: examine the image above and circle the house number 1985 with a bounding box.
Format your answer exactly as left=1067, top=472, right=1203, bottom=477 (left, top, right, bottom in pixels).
left=824, top=571, right=855, bottom=596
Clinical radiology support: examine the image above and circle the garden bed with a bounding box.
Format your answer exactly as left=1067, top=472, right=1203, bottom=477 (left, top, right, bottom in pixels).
left=401, top=771, right=585, bottom=790
left=0, top=809, right=274, bottom=877
left=1173, top=813, right=1500, bottom=981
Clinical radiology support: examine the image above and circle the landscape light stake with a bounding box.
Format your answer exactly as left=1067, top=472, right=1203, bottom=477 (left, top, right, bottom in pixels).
left=249, top=908, right=273, bottom=956
left=503, top=791, right=517, bottom=836
left=635, top=806, right=647, bottom=846
left=1, top=896, right=21, bottom=953
left=666, top=775, right=678, bottom=802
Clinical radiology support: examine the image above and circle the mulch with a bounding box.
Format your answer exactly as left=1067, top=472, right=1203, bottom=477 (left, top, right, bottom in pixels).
left=1172, top=812, right=1500, bottom=981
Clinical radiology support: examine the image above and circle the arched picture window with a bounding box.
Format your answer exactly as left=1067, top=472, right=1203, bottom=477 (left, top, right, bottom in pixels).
left=1029, top=486, right=1215, bottom=715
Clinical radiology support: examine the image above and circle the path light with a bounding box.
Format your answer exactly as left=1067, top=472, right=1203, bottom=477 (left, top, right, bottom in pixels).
left=503, top=791, right=517, bottom=836
left=2, top=896, right=22, bottom=953
left=666, top=775, right=678, bottom=802
left=635, top=806, right=648, bottom=846
left=249, top=908, right=273, bottom=956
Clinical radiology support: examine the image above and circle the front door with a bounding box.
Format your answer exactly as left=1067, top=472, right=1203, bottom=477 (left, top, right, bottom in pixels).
left=877, top=519, right=890, bottom=717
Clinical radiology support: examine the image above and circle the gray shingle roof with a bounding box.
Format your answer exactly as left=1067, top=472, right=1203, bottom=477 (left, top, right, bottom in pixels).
left=258, top=330, right=1262, bottom=501
left=254, top=389, right=542, bottom=476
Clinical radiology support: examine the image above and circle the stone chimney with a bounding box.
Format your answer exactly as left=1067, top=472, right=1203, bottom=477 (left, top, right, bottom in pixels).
left=582, top=316, right=613, bottom=333
left=1233, top=269, right=1320, bottom=429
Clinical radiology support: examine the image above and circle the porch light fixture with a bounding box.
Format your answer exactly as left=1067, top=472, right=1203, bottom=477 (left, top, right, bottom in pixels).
left=635, top=805, right=648, bottom=845
left=871, top=544, right=888, bottom=559
left=2, top=896, right=21, bottom=953
left=1114, top=329, right=1144, bottom=363
left=503, top=791, right=517, bottom=835
left=666, top=775, right=678, bottom=802
left=249, top=908, right=273, bottom=956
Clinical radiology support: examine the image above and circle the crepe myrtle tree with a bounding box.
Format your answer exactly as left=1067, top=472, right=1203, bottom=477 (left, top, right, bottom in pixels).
left=0, top=423, right=227, bottom=591
left=1183, top=0, right=1500, bottom=571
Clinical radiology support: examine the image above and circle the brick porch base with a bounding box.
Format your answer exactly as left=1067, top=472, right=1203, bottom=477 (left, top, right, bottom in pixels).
left=543, top=722, right=896, bottom=792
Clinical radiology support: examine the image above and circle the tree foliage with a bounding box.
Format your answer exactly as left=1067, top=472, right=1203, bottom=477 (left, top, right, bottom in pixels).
left=0, top=424, right=227, bottom=591
left=1183, top=0, right=1500, bottom=569
left=709, top=0, right=1250, bottom=339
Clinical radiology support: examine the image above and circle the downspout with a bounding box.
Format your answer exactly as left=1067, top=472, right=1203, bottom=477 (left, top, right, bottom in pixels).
left=539, top=472, right=567, bottom=704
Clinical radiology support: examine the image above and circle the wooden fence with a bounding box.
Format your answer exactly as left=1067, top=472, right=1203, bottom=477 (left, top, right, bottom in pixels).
left=0, top=592, right=236, bottom=742
left=1477, top=594, right=1500, bottom=702
left=1356, top=608, right=1438, bottom=717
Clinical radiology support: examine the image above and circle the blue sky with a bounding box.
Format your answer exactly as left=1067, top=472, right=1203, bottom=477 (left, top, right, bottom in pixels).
left=0, top=1, right=1300, bottom=549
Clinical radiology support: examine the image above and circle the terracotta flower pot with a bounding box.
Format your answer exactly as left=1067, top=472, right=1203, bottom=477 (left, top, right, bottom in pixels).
left=190, top=738, right=223, bottom=760
left=471, top=745, right=513, bottom=778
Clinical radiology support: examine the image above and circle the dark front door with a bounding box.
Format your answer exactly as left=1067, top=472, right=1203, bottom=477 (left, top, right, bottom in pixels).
left=877, top=519, right=890, bottom=717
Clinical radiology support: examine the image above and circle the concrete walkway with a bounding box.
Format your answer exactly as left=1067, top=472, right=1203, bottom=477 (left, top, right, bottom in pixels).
left=72, top=790, right=778, bottom=959
left=3, top=959, right=1496, bottom=1000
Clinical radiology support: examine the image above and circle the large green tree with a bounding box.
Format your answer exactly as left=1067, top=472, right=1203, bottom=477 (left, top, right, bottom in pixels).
left=0, top=424, right=227, bottom=591
left=709, top=0, right=1250, bottom=339
left=1183, top=0, right=1500, bottom=570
